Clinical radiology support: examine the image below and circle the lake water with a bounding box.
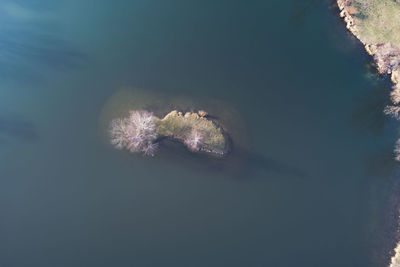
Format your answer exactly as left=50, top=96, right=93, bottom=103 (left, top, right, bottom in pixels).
left=1, top=1, right=400, bottom=266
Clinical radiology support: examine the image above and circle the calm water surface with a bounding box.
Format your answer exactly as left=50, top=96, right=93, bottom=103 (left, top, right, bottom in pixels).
left=1, top=1, right=399, bottom=266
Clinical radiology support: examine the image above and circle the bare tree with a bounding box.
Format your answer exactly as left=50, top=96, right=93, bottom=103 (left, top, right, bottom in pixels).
left=374, top=43, right=400, bottom=74
left=109, top=110, right=159, bottom=156
left=384, top=105, right=400, bottom=119
left=184, top=130, right=204, bottom=152
left=109, top=117, right=130, bottom=149
left=143, top=142, right=159, bottom=156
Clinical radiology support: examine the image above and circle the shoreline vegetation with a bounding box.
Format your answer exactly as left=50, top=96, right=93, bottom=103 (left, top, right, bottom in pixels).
left=336, top=1, right=400, bottom=266
left=337, top=0, right=400, bottom=130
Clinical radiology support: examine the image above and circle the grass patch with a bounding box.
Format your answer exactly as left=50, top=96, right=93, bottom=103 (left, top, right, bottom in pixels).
left=351, top=0, right=400, bottom=45
left=156, top=111, right=226, bottom=152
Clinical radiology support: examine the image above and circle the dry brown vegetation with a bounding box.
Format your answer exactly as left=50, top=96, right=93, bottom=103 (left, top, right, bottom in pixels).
left=351, top=0, right=400, bottom=46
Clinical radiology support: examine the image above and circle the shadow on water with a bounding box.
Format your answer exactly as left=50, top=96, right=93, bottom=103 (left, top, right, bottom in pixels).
left=235, top=147, right=309, bottom=180
left=349, top=78, right=400, bottom=179
left=0, top=1, right=87, bottom=82
left=369, top=165, right=400, bottom=266
left=0, top=115, right=37, bottom=143
left=350, top=80, right=392, bottom=135
left=0, top=30, right=87, bottom=69
left=150, top=140, right=308, bottom=180
left=289, top=0, right=318, bottom=28
left=364, top=146, right=398, bottom=178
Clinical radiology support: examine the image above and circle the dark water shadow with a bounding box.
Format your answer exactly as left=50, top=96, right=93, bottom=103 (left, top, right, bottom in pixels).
left=349, top=78, right=399, bottom=180
left=0, top=2, right=87, bottom=83
left=350, top=81, right=392, bottom=136
left=0, top=115, right=38, bottom=143
left=0, top=30, right=87, bottom=81
left=289, top=0, right=318, bottom=29
left=364, top=146, right=398, bottom=178
left=233, top=146, right=309, bottom=180
left=2, top=31, right=86, bottom=68
left=370, top=165, right=400, bottom=266
left=152, top=140, right=308, bottom=181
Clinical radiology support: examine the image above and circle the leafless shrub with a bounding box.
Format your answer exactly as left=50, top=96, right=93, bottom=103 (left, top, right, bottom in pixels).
left=391, top=85, right=400, bottom=104
left=384, top=105, right=400, bottom=119
left=143, top=142, right=159, bottom=156
left=374, top=43, right=400, bottom=74
left=109, top=110, right=158, bottom=156
left=184, top=130, right=204, bottom=152
left=109, top=118, right=130, bottom=149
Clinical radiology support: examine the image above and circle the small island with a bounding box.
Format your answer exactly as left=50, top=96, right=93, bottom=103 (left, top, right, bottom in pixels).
left=109, top=109, right=229, bottom=156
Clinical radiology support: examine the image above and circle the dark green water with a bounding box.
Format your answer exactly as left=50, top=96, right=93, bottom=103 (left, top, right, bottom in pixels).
left=1, top=1, right=399, bottom=266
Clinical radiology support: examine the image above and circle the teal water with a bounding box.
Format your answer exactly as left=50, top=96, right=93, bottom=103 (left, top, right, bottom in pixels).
left=1, top=1, right=399, bottom=266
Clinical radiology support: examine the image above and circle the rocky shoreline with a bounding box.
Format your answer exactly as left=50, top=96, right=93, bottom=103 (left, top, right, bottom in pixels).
left=382, top=172, right=400, bottom=267
left=337, top=1, right=400, bottom=266
left=337, top=0, right=400, bottom=120
left=375, top=174, right=400, bottom=267
left=337, top=0, right=400, bottom=72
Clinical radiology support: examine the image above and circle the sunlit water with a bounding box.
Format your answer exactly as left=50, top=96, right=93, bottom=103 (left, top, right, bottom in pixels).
left=1, top=1, right=400, bottom=266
